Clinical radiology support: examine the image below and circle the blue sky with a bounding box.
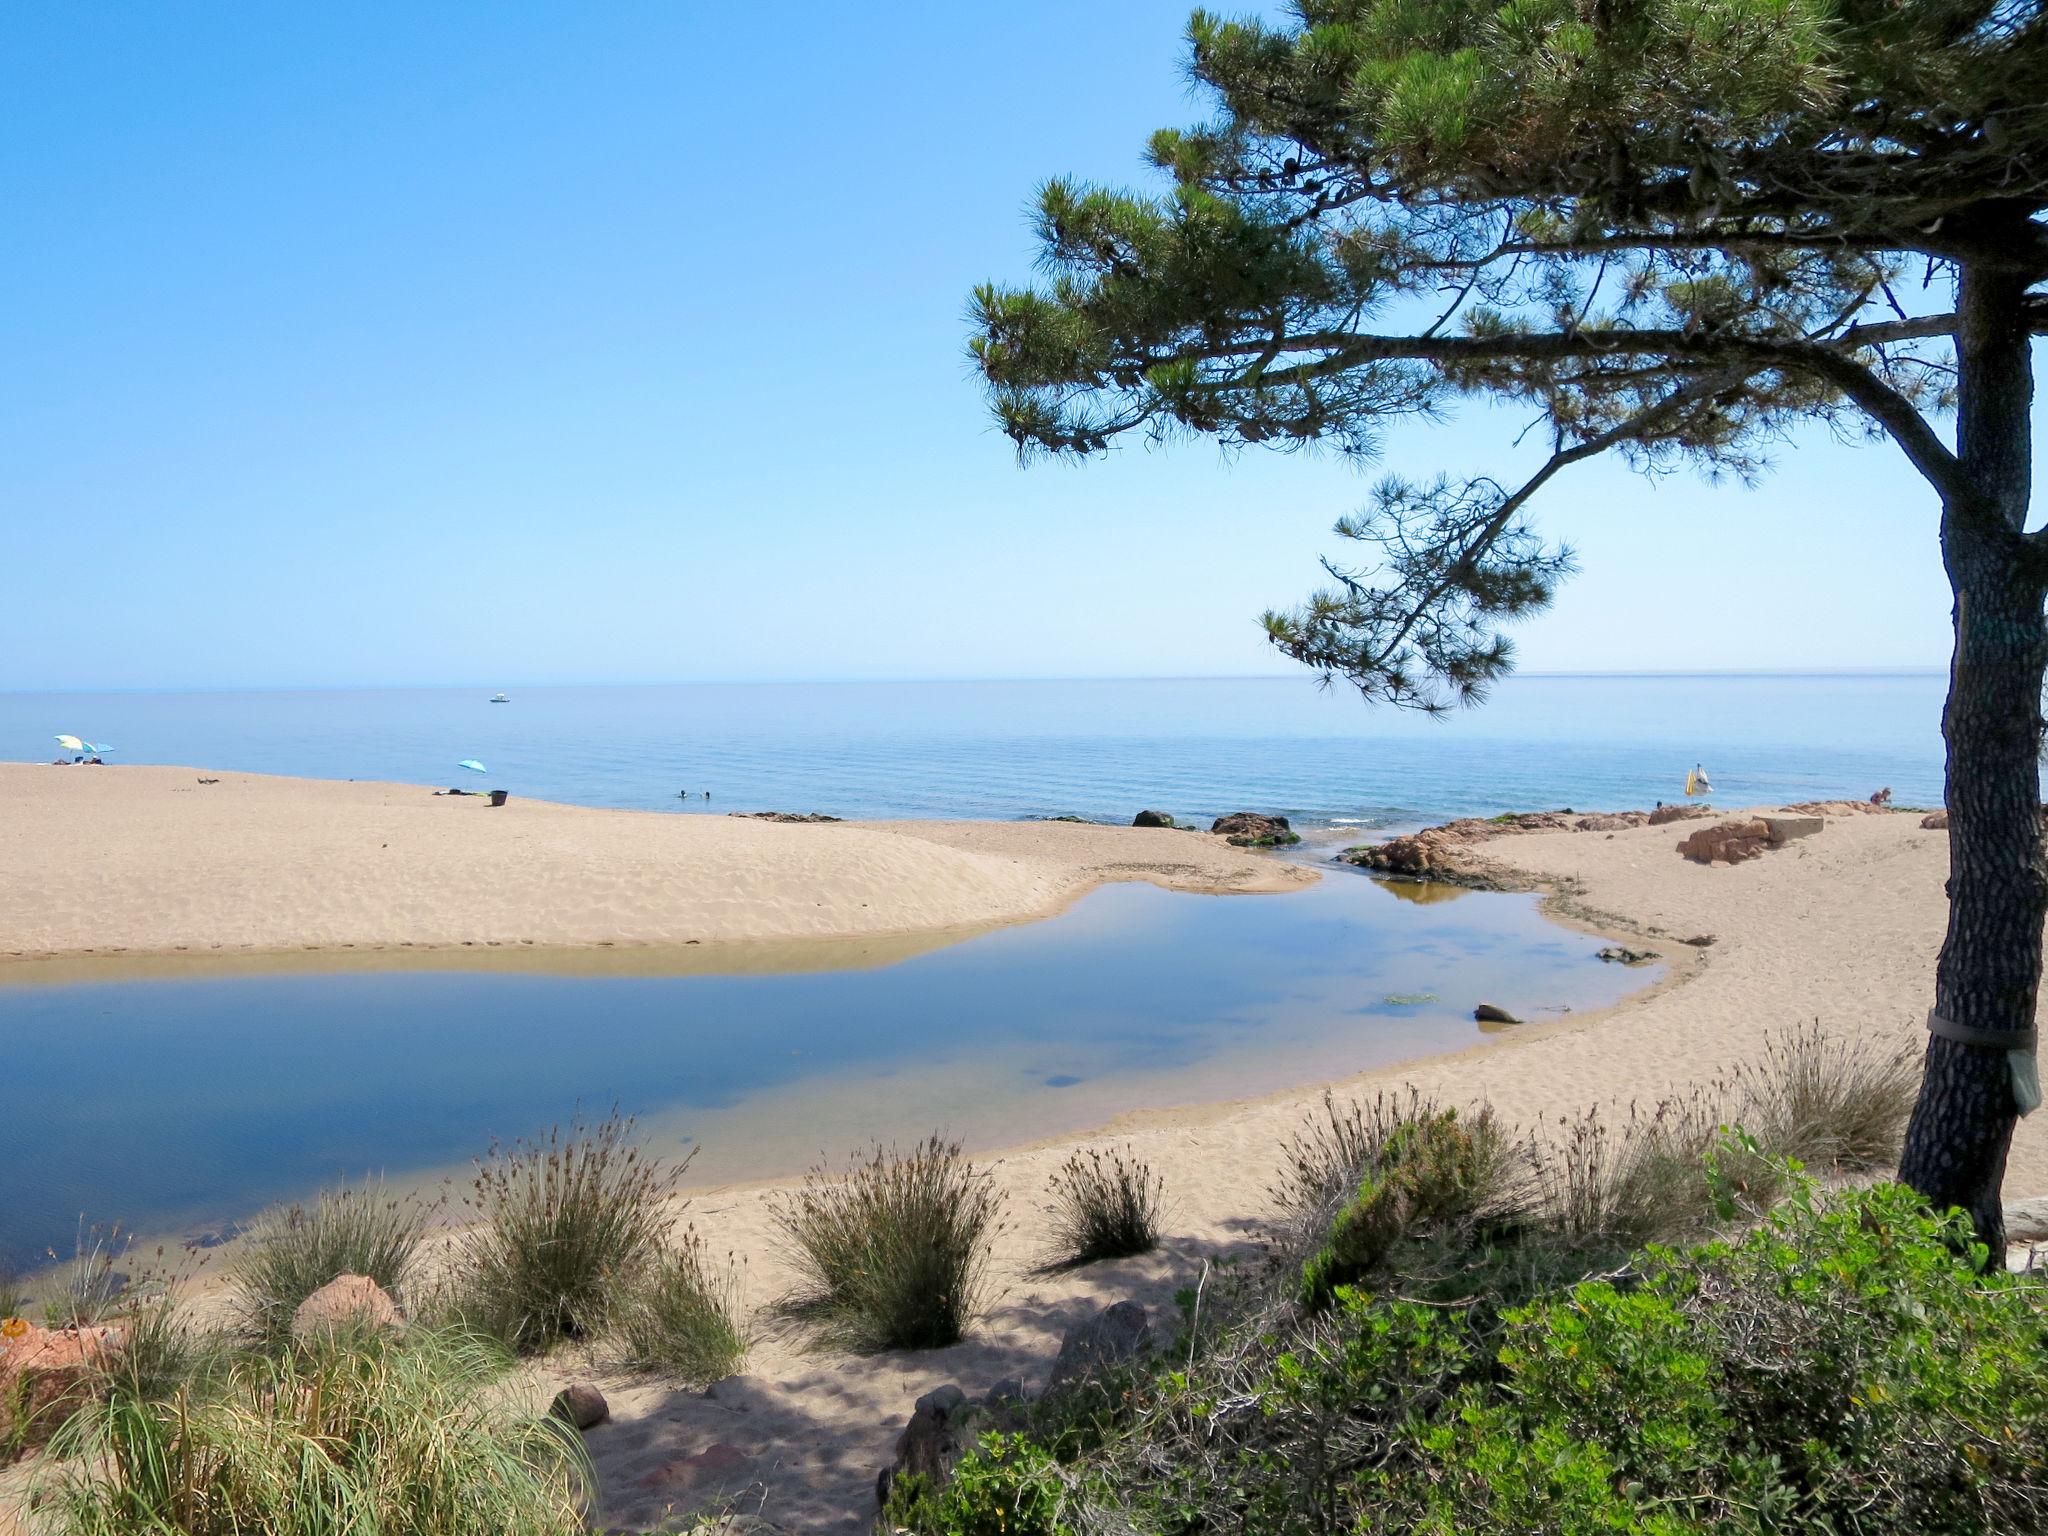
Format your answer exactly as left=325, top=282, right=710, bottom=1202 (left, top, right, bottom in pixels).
left=2, top=3, right=2032, bottom=691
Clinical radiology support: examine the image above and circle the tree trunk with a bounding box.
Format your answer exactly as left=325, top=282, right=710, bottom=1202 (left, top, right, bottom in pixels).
left=1897, top=262, right=2047, bottom=1255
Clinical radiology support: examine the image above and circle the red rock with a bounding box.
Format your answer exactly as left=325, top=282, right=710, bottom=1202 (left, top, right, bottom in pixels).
left=1648, top=803, right=1712, bottom=826
left=0, top=1323, right=120, bottom=1451
left=1676, top=821, right=1771, bottom=865
left=1921, top=810, right=1949, bottom=830
left=290, top=1275, right=400, bottom=1342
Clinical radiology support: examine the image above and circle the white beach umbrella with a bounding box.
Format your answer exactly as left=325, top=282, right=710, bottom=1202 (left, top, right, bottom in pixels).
left=54, top=735, right=85, bottom=753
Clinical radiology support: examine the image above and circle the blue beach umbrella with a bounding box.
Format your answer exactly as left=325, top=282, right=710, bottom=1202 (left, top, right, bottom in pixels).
left=457, top=759, right=488, bottom=775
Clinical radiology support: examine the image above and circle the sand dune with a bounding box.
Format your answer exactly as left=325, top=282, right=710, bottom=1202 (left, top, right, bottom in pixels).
left=0, top=765, right=1310, bottom=970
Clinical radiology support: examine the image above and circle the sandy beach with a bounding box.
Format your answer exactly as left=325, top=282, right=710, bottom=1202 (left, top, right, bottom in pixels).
left=0, top=765, right=1311, bottom=971
left=4, top=787, right=2038, bottom=1533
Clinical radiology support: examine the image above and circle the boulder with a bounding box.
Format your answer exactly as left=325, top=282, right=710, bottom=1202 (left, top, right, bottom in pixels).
left=290, top=1274, right=400, bottom=1342
left=1210, top=812, right=1300, bottom=847
left=2006, top=1196, right=2048, bottom=1245
left=1472, top=1003, right=1520, bottom=1024
left=1761, top=813, right=1823, bottom=844
left=876, top=1383, right=983, bottom=1508
left=730, top=811, right=842, bottom=824
left=1676, top=819, right=1772, bottom=865
left=549, top=1381, right=609, bottom=1431
left=1575, top=813, right=1643, bottom=832
left=1132, top=810, right=1175, bottom=828
left=0, top=1322, right=121, bottom=1451
left=1648, top=803, right=1712, bottom=826
left=1045, top=1299, right=1151, bottom=1395
left=1594, top=946, right=1658, bottom=966
left=1921, top=810, right=1950, bottom=830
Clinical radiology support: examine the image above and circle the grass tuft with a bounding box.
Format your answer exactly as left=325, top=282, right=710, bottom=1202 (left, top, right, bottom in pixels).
left=231, top=1185, right=427, bottom=1342
left=1731, top=1020, right=1919, bottom=1171
left=45, top=1326, right=589, bottom=1536
left=610, top=1226, right=749, bottom=1382
left=457, top=1110, right=683, bottom=1353
left=44, top=1221, right=130, bottom=1328
left=774, top=1134, right=1003, bottom=1351
left=1044, top=1146, right=1164, bottom=1267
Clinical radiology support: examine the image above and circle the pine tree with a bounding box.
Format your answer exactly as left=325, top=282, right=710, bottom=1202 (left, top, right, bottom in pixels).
left=972, top=0, right=2048, bottom=1247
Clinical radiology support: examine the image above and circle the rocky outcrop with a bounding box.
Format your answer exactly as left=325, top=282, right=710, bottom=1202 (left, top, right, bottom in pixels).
left=549, top=1381, right=609, bottom=1430
left=1676, top=819, right=1772, bottom=865
left=291, top=1275, right=400, bottom=1342
left=1782, top=799, right=1896, bottom=817
left=1595, top=946, right=1658, bottom=965
left=1210, top=812, right=1300, bottom=847
left=0, top=1322, right=121, bottom=1453
left=729, top=811, right=842, bottom=823
left=1648, top=803, right=1714, bottom=826
left=875, top=1383, right=996, bottom=1508
left=1046, top=1299, right=1151, bottom=1395
left=1921, top=810, right=1950, bottom=830
left=1132, top=810, right=1175, bottom=828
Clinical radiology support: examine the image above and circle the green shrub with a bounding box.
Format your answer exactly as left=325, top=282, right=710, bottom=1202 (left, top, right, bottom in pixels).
left=1045, top=1146, right=1164, bottom=1267
left=98, top=1293, right=231, bottom=1405
left=882, top=1433, right=1070, bottom=1536
left=611, top=1226, right=748, bottom=1382
left=232, top=1185, right=427, bottom=1341
left=44, top=1327, right=589, bottom=1536
left=773, top=1134, right=1002, bottom=1350
left=976, top=1175, right=2048, bottom=1536
left=457, top=1111, right=681, bottom=1353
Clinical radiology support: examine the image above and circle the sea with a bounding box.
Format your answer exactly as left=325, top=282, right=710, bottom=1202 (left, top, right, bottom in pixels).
left=0, top=671, right=1954, bottom=827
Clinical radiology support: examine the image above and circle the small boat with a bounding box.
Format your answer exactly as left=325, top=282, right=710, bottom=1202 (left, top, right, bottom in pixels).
left=489, top=692, right=510, bottom=704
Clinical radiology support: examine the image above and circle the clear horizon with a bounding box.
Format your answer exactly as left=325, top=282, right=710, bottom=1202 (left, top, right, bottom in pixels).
left=6, top=4, right=2039, bottom=693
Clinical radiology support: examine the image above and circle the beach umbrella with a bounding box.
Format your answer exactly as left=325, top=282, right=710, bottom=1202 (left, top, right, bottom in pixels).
left=54, top=735, right=84, bottom=752
left=457, top=759, right=488, bottom=774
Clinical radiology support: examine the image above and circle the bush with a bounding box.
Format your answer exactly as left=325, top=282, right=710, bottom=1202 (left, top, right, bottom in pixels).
left=44, top=1327, right=589, bottom=1536
left=1297, top=1103, right=1513, bottom=1309
left=456, top=1112, right=683, bottom=1354
left=232, top=1185, right=427, bottom=1341
left=882, top=1433, right=1069, bottom=1535
left=918, top=1176, right=2048, bottom=1536
left=610, top=1226, right=749, bottom=1382
left=44, top=1221, right=130, bottom=1329
left=1044, top=1146, right=1163, bottom=1267
left=774, top=1134, right=1003, bottom=1350
left=1731, top=1020, right=1918, bottom=1171
left=98, top=1292, right=231, bottom=1405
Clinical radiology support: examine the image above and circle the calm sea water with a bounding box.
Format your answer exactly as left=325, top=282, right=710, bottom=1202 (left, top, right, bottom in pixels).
left=0, top=671, right=1952, bottom=825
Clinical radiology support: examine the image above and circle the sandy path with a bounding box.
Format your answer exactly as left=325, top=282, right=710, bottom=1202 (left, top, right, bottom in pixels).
left=0, top=765, right=1309, bottom=969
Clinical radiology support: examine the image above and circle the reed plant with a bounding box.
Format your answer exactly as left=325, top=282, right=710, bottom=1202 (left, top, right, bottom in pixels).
left=774, top=1134, right=1003, bottom=1351
left=231, top=1185, right=428, bottom=1342
left=457, top=1111, right=682, bottom=1353
left=1044, top=1146, right=1164, bottom=1267
left=610, top=1226, right=749, bottom=1382
left=45, top=1326, right=588, bottom=1536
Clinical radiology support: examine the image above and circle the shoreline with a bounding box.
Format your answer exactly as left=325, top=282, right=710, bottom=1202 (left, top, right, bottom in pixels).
left=0, top=763, right=1313, bottom=976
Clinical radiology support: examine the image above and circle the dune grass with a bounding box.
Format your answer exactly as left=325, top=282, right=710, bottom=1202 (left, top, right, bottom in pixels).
left=42, top=1221, right=131, bottom=1329
left=1731, top=1019, right=1919, bottom=1171
left=1044, top=1146, right=1164, bottom=1268
left=774, top=1134, right=1003, bottom=1351
left=231, top=1185, right=428, bottom=1342
left=610, top=1226, right=749, bottom=1382
left=456, top=1111, right=683, bottom=1353
left=46, top=1326, right=589, bottom=1536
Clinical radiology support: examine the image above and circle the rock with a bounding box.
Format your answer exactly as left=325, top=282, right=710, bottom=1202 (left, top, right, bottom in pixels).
left=1648, top=803, right=1712, bottom=826
left=1681, top=933, right=1717, bottom=947
left=290, top=1274, right=400, bottom=1342
left=1131, top=810, right=1175, bottom=828
left=1676, top=819, right=1772, bottom=865
left=1761, top=813, right=1823, bottom=844
left=1210, top=812, right=1300, bottom=847
left=2007, top=1196, right=2048, bottom=1244
left=1594, top=946, right=1658, bottom=965
left=1575, top=813, right=1643, bottom=832
left=1045, top=1300, right=1151, bottom=1395
left=729, top=811, right=841, bottom=823
left=876, top=1383, right=981, bottom=1508
left=637, top=1441, right=751, bottom=1492
left=0, top=1322, right=121, bottom=1451
left=1921, top=810, right=1950, bottom=830
left=985, top=1377, right=1027, bottom=1405
left=1472, top=1003, right=1520, bottom=1024
left=1782, top=799, right=1894, bottom=817
left=549, top=1381, right=609, bottom=1430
